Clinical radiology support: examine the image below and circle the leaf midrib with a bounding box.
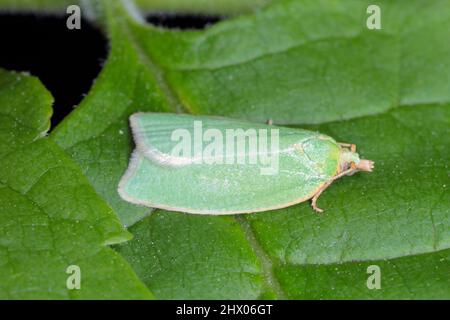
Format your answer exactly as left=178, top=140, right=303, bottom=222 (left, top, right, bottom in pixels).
left=235, top=215, right=286, bottom=299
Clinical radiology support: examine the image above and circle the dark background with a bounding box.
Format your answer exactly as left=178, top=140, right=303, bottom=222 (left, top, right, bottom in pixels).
left=0, top=13, right=220, bottom=128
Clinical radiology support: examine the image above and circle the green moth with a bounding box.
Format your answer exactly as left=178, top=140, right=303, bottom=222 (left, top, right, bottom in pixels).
left=118, top=113, right=374, bottom=214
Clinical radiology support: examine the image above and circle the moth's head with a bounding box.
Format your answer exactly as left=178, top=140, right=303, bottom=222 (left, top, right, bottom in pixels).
left=339, top=150, right=374, bottom=174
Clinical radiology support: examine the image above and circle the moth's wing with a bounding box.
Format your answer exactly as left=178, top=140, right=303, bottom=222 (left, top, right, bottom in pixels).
left=120, top=113, right=341, bottom=214
left=130, top=112, right=198, bottom=166
left=130, top=112, right=303, bottom=166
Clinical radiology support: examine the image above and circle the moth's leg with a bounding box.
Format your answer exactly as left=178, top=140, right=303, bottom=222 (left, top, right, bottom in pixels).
left=311, top=167, right=358, bottom=213
left=346, top=162, right=358, bottom=176
left=311, top=180, right=333, bottom=213
left=266, top=119, right=273, bottom=125
left=338, top=142, right=356, bottom=152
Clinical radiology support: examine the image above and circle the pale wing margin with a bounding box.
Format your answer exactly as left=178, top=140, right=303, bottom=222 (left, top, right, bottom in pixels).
left=130, top=113, right=194, bottom=167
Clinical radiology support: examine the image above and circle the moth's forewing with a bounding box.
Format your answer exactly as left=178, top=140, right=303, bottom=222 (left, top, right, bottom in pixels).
left=119, top=113, right=341, bottom=214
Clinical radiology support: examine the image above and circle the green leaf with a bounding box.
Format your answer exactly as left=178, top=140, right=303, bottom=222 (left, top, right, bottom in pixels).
left=0, top=0, right=267, bottom=15
left=116, top=104, right=450, bottom=299
left=276, top=249, right=450, bottom=299
left=52, top=0, right=450, bottom=226
left=135, top=0, right=270, bottom=15
left=51, top=0, right=450, bottom=299
left=0, top=69, right=153, bottom=299
left=0, top=70, right=52, bottom=158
